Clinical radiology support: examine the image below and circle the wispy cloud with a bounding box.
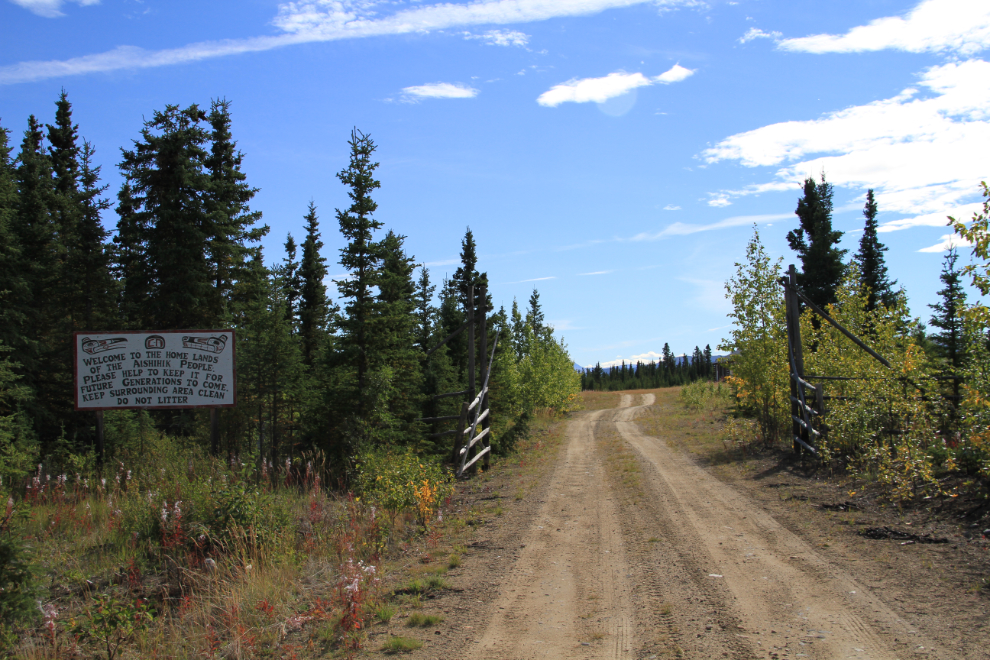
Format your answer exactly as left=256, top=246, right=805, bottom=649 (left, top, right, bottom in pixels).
left=918, top=232, right=971, bottom=252
left=877, top=202, right=983, bottom=233
left=663, top=204, right=681, bottom=210
left=401, top=82, right=478, bottom=101
left=579, top=270, right=613, bottom=275
left=631, top=213, right=792, bottom=241
left=537, top=64, right=694, bottom=107
left=513, top=276, right=556, bottom=283
left=739, top=27, right=782, bottom=44
left=1, top=0, right=696, bottom=85
left=463, top=28, right=529, bottom=47
left=9, top=0, right=98, bottom=19
left=703, top=59, right=990, bottom=220
left=779, top=0, right=990, bottom=56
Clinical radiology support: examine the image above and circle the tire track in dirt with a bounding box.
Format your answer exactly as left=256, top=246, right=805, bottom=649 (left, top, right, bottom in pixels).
left=614, top=398, right=935, bottom=660
left=465, top=408, right=635, bottom=658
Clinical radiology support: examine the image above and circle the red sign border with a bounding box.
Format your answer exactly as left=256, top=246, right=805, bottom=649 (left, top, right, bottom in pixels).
left=73, top=329, right=237, bottom=411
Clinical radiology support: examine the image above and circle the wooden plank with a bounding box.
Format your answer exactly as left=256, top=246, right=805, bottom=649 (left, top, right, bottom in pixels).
left=467, top=386, right=488, bottom=412
left=789, top=397, right=818, bottom=416
left=790, top=373, right=818, bottom=392
left=789, top=285, right=891, bottom=368
left=418, top=415, right=461, bottom=423
left=459, top=427, right=491, bottom=455
left=793, top=435, right=817, bottom=454
left=792, top=415, right=821, bottom=436
left=460, top=445, right=490, bottom=474
left=425, top=320, right=470, bottom=358
left=475, top=408, right=489, bottom=424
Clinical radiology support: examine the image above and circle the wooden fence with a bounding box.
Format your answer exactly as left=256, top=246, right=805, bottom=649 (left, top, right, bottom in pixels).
left=420, top=283, right=496, bottom=478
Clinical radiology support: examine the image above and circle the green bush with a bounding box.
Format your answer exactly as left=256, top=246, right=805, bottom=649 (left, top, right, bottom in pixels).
left=354, top=449, right=453, bottom=525
left=0, top=536, right=38, bottom=630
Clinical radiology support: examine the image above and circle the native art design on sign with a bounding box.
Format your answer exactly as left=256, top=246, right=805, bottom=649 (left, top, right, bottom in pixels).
left=182, top=335, right=228, bottom=354
left=145, top=335, right=166, bottom=350
left=81, top=336, right=127, bottom=355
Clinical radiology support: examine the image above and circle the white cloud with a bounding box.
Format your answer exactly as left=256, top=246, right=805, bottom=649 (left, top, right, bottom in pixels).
left=654, top=63, right=694, bottom=84
left=579, top=270, right=612, bottom=275
left=537, top=64, right=694, bottom=107
left=516, top=276, right=556, bottom=282
left=9, top=0, right=98, bottom=19
left=739, top=27, right=781, bottom=44
left=876, top=202, right=983, bottom=233
left=703, top=59, right=990, bottom=220
left=663, top=204, right=681, bottom=210
left=1, top=0, right=696, bottom=85
left=918, top=232, right=971, bottom=252
left=463, top=29, right=529, bottom=47
left=401, top=82, right=478, bottom=101
left=632, top=213, right=791, bottom=241
left=779, top=0, right=990, bottom=56
left=707, top=195, right=731, bottom=207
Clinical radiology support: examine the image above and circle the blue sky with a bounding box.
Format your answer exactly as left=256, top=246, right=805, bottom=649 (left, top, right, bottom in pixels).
left=2, top=0, right=988, bottom=367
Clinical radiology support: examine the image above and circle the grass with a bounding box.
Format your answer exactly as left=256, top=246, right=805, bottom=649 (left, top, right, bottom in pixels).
left=579, top=390, right=622, bottom=411
left=406, top=612, right=444, bottom=627
left=381, top=636, right=423, bottom=653
left=373, top=602, right=398, bottom=623
left=448, top=553, right=461, bottom=569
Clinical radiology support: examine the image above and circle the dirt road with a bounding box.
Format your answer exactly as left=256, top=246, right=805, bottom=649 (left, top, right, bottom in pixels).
left=455, top=394, right=936, bottom=659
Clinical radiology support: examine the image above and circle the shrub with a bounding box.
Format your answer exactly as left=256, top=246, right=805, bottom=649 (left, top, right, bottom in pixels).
left=354, top=449, right=453, bottom=526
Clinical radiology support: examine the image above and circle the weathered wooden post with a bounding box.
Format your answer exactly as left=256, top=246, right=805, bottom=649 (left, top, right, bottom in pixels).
left=210, top=407, right=220, bottom=457
left=785, top=265, right=807, bottom=454
left=478, top=283, right=491, bottom=471
left=95, top=411, right=105, bottom=466
left=452, top=401, right=469, bottom=464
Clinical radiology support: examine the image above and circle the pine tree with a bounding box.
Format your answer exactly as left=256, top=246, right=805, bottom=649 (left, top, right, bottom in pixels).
left=511, top=298, right=526, bottom=361
left=414, top=267, right=436, bottom=352
left=73, top=141, right=114, bottom=330
left=117, top=104, right=213, bottom=329
left=662, top=343, right=674, bottom=376
left=299, top=202, right=329, bottom=366
left=853, top=189, right=896, bottom=311
left=527, top=288, right=545, bottom=336
left=787, top=174, right=846, bottom=309
left=376, top=230, right=423, bottom=444
left=0, top=122, right=28, bottom=362
left=929, top=249, right=967, bottom=399
left=703, top=344, right=713, bottom=378
left=335, top=129, right=384, bottom=409
left=279, top=233, right=301, bottom=333
left=204, top=98, right=267, bottom=321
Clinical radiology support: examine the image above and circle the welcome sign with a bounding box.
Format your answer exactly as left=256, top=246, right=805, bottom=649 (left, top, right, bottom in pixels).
left=74, top=330, right=236, bottom=410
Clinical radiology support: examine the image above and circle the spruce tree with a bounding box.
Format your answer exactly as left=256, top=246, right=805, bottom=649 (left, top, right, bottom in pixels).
left=853, top=189, right=896, bottom=311
left=335, top=129, right=384, bottom=409
left=787, top=174, right=846, bottom=309
left=929, top=249, right=967, bottom=399
left=527, top=288, right=545, bottom=336
left=377, top=230, right=423, bottom=444
left=117, top=104, right=213, bottom=329
left=204, top=98, right=267, bottom=321
left=279, top=233, right=301, bottom=333
left=299, top=202, right=329, bottom=366
left=73, top=141, right=114, bottom=330
left=0, top=122, right=28, bottom=361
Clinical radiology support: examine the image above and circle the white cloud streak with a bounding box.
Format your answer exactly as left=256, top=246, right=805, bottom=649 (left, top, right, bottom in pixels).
left=9, top=0, right=98, bottom=19
left=463, top=28, right=529, bottom=47
left=739, top=27, right=781, bottom=44
left=918, top=232, right=971, bottom=253
left=703, top=59, right=990, bottom=220
left=663, top=204, right=681, bottom=210
left=631, top=213, right=792, bottom=241
left=1, top=0, right=695, bottom=85
left=401, top=82, right=478, bottom=100
left=779, top=0, right=990, bottom=56
left=537, top=64, right=694, bottom=107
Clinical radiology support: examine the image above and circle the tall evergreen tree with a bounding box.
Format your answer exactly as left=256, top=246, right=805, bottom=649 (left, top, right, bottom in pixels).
left=854, top=189, right=896, bottom=311
left=929, top=249, right=967, bottom=399
left=335, top=128, right=385, bottom=418
left=787, top=174, right=846, bottom=309
left=72, top=141, right=114, bottom=330
left=279, top=233, right=301, bottom=333
left=204, top=98, right=267, bottom=321
left=377, top=230, right=423, bottom=444
left=299, top=202, right=329, bottom=366
left=0, top=122, right=28, bottom=360
left=117, top=104, right=213, bottom=329
left=527, top=288, right=545, bottom=336
left=661, top=342, right=675, bottom=374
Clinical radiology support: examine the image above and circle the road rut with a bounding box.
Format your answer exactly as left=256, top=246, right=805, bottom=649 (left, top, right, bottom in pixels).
left=460, top=394, right=934, bottom=659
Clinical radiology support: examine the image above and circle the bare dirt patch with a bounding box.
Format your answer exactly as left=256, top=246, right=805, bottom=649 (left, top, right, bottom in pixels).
left=363, top=390, right=989, bottom=659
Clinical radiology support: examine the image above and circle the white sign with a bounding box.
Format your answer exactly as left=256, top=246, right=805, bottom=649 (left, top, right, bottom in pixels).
left=73, top=330, right=236, bottom=410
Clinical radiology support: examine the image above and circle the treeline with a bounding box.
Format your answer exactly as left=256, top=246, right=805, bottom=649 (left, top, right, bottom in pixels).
left=0, top=93, right=580, bottom=484
left=721, top=174, right=990, bottom=498
left=580, top=343, right=715, bottom=391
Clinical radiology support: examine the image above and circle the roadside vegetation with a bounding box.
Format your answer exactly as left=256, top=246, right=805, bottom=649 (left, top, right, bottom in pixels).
left=0, top=94, right=581, bottom=656
left=719, top=177, right=990, bottom=502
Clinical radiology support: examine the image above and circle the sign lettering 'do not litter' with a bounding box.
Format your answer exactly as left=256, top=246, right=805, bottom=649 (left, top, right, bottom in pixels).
left=74, top=330, right=236, bottom=410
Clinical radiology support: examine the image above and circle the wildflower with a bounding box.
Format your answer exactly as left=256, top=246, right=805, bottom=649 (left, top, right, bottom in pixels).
left=126, top=471, right=132, bottom=481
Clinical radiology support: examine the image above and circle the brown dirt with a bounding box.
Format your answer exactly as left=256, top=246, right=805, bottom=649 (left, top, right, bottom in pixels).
left=363, top=390, right=990, bottom=659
